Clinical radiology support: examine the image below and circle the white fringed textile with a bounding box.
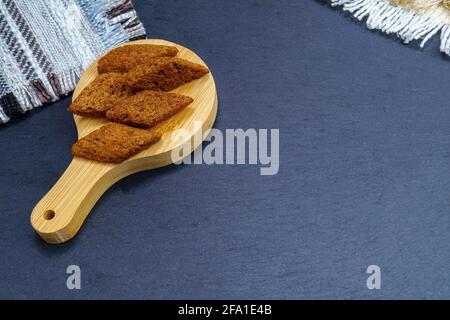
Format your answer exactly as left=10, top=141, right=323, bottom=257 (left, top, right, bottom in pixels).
left=331, top=0, right=450, bottom=54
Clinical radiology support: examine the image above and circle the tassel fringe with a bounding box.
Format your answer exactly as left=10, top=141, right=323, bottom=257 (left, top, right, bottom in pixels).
left=331, top=0, right=450, bottom=54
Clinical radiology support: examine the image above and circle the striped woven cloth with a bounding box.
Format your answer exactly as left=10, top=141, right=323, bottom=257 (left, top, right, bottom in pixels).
left=0, top=0, right=146, bottom=124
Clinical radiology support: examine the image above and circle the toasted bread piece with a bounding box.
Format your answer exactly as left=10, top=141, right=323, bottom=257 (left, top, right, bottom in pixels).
left=106, top=90, right=193, bottom=128
left=126, top=57, right=209, bottom=91
left=72, top=123, right=160, bottom=163
left=98, top=44, right=179, bottom=74
left=69, top=73, right=132, bottom=117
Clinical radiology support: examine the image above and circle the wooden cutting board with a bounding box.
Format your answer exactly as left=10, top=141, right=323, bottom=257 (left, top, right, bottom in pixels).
left=30, top=39, right=218, bottom=244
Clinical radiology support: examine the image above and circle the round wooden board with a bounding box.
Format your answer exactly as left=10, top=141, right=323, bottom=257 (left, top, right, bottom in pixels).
left=30, top=39, right=218, bottom=244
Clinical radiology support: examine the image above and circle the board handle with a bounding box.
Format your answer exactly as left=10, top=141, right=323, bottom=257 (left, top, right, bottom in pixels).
left=30, top=152, right=173, bottom=244
left=30, top=158, right=115, bottom=244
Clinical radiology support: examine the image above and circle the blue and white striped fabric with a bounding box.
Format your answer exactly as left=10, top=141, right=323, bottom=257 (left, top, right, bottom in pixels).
left=0, top=0, right=146, bottom=124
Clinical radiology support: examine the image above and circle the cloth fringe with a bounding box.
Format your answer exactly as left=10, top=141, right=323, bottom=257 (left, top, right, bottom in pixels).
left=0, top=0, right=146, bottom=124
left=330, top=0, right=450, bottom=54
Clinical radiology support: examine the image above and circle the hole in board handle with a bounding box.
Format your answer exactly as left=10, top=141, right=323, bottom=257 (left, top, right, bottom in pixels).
left=43, top=210, right=55, bottom=220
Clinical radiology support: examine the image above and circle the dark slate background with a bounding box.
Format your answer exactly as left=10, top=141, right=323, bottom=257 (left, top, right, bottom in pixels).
left=0, top=0, right=449, bottom=299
